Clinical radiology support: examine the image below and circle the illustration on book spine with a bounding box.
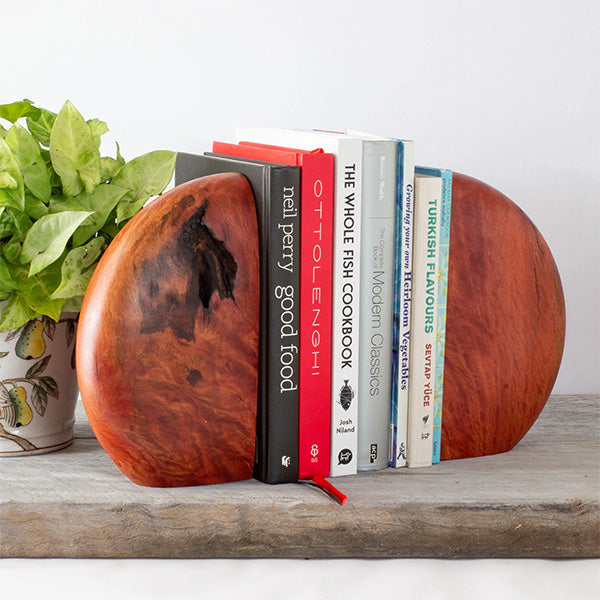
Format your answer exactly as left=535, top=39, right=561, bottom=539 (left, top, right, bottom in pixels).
left=330, top=156, right=362, bottom=476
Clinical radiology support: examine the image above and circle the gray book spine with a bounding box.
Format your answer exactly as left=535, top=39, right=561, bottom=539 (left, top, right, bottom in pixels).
left=357, top=140, right=398, bottom=471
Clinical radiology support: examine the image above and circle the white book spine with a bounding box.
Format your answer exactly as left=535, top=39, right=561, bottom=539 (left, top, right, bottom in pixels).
left=391, top=140, right=415, bottom=468
left=328, top=138, right=362, bottom=476
left=234, top=128, right=363, bottom=475
left=357, top=140, right=397, bottom=471
left=406, top=174, right=441, bottom=468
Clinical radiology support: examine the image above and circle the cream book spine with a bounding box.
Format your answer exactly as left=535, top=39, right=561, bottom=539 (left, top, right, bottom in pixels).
left=406, top=173, right=441, bottom=468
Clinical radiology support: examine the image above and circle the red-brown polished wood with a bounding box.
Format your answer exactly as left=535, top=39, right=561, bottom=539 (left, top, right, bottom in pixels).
left=76, top=173, right=260, bottom=486
left=441, top=173, right=565, bottom=459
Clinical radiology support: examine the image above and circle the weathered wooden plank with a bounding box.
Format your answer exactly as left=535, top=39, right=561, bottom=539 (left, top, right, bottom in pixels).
left=0, top=395, right=598, bottom=558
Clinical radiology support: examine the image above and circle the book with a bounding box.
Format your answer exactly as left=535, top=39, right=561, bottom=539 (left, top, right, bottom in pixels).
left=406, top=172, right=442, bottom=468
left=416, top=167, right=452, bottom=463
left=235, top=128, right=363, bottom=477
left=347, top=132, right=415, bottom=469
left=353, top=137, right=397, bottom=471
left=391, top=140, right=415, bottom=468
left=211, top=140, right=335, bottom=479
left=175, top=152, right=300, bottom=484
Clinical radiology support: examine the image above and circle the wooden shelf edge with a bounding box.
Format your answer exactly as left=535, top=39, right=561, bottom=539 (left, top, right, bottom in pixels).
left=1, top=498, right=598, bottom=559
left=1, top=394, right=598, bottom=559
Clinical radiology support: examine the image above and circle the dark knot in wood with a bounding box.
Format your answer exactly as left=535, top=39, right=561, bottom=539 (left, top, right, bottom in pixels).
left=138, top=195, right=238, bottom=342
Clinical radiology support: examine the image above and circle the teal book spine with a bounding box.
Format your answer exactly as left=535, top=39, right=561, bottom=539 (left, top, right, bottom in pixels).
left=390, top=140, right=415, bottom=467
left=416, top=167, right=452, bottom=463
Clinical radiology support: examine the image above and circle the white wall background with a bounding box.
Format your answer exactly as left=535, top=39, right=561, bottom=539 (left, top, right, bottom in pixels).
left=3, top=0, right=598, bottom=393
left=2, top=1, right=598, bottom=597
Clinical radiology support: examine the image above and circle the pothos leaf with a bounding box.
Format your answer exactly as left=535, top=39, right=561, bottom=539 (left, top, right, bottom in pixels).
left=3, top=234, right=23, bottom=264
left=0, top=207, right=32, bottom=241
left=115, top=142, right=125, bottom=166
left=0, top=100, right=41, bottom=124
left=72, top=183, right=128, bottom=246
left=0, top=138, right=25, bottom=211
left=4, top=124, right=51, bottom=202
left=26, top=108, right=57, bottom=147
left=24, top=194, right=49, bottom=220
left=19, top=259, right=65, bottom=322
left=100, top=156, right=122, bottom=181
left=0, top=293, right=36, bottom=332
left=112, top=150, right=176, bottom=223
left=47, top=194, right=86, bottom=214
left=0, top=255, right=18, bottom=289
left=100, top=213, right=119, bottom=239
left=20, top=210, right=93, bottom=276
left=87, top=118, right=109, bottom=149
left=50, top=101, right=101, bottom=196
left=51, top=236, right=105, bottom=299
left=62, top=296, right=84, bottom=314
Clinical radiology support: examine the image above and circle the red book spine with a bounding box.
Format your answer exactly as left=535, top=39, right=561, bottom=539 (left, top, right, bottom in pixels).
left=211, top=141, right=334, bottom=478
left=296, top=153, right=334, bottom=478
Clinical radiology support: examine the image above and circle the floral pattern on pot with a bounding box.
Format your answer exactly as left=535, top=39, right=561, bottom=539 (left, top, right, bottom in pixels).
left=0, top=315, right=78, bottom=455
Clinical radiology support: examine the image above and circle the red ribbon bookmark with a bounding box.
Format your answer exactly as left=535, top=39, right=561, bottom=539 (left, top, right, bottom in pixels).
left=311, top=472, right=347, bottom=506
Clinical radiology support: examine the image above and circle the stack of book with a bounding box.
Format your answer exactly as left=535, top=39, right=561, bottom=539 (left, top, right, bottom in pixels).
left=175, top=128, right=452, bottom=484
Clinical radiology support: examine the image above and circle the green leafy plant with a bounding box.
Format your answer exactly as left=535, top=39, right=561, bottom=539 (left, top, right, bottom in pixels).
left=0, top=99, right=176, bottom=331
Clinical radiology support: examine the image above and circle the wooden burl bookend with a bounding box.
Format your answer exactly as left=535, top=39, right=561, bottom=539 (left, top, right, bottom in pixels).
left=441, top=173, right=566, bottom=459
left=76, top=173, right=260, bottom=486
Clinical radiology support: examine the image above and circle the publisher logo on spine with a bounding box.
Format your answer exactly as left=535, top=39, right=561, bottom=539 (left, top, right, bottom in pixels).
left=369, top=444, right=378, bottom=463
left=338, top=448, right=353, bottom=465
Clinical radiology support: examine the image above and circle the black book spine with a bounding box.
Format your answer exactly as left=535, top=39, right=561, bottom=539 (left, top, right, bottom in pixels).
left=256, top=166, right=300, bottom=483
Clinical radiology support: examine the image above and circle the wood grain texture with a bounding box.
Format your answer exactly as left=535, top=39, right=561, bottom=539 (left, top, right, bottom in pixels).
left=0, top=396, right=597, bottom=558
left=76, top=173, right=260, bottom=486
left=442, top=173, right=566, bottom=459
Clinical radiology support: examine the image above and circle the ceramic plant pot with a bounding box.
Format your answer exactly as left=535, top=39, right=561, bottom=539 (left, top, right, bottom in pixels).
left=0, top=313, right=78, bottom=455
